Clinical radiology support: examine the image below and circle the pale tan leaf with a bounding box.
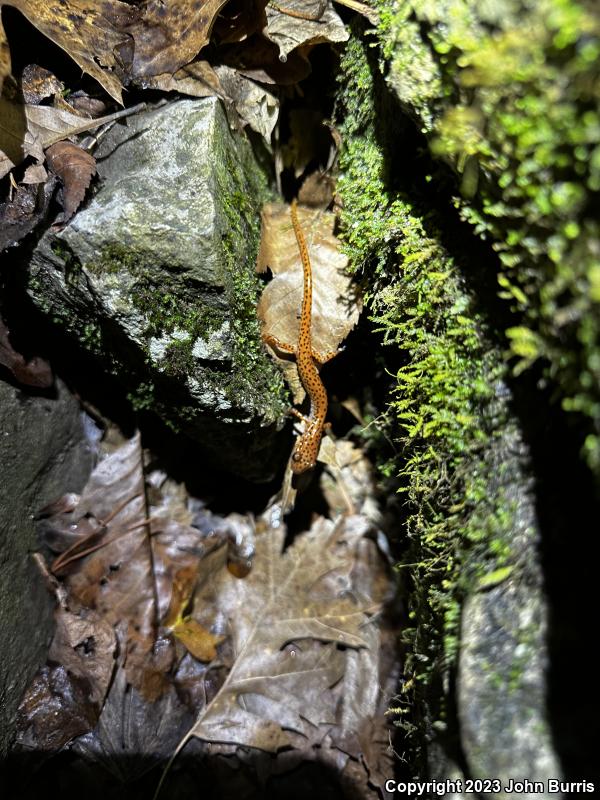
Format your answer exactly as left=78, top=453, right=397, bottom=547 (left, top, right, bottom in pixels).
left=264, top=0, right=349, bottom=61
left=257, top=202, right=360, bottom=402
left=22, top=162, right=48, bottom=184
left=144, top=60, right=226, bottom=100
left=214, top=65, right=279, bottom=140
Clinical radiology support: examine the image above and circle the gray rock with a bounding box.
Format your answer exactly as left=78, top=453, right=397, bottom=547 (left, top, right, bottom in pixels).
left=457, top=420, right=562, bottom=799
left=27, top=98, right=286, bottom=480
left=0, top=378, right=94, bottom=755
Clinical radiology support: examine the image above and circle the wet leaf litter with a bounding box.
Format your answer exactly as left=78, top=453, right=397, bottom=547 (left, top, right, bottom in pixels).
left=16, top=420, right=398, bottom=798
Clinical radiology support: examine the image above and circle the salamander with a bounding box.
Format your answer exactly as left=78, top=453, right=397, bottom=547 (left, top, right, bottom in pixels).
left=262, top=200, right=337, bottom=473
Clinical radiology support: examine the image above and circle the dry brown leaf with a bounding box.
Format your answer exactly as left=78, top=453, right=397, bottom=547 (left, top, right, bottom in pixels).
left=0, top=0, right=132, bottom=103
left=214, top=65, right=279, bottom=140
left=146, top=60, right=227, bottom=100
left=126, top=0, right=230, bottom=80
left=15, top=664, right=100, bottom=751
left=15, top=577, right=117, bottom=751
left=319, top=438, right=382, bottom=522
left=20, top=63, right=64, bottom=104
left=0, top=173, right=57, bottom=250
left=0, top=99, right=144, bottom=179
left=71, top=658, right=193, bottom=784
left=177, top=514, right=381, bottom=754
left=264, top=0, right=349, bottom=62
left=40, top=434, right=238, bottom=699
left=21, top=162, right=48, bottom=184
left=46, top=140, right=96, bottom=220
left=257, top=201, right=360, bottom=403
left=0, top=314, right=53, bottom=387
left=41, top=434, right=164, bottom=698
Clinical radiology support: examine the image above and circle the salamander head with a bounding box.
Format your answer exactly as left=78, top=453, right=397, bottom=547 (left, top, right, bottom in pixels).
left=290, top=438, right=317, bottom=474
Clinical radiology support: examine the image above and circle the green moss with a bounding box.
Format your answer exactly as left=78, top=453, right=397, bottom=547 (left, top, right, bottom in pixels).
left=378, top=0, right=600, bottom=475
left=215, top=141, right=287, bottom=419
left=337, top=28, right=517, bottom=762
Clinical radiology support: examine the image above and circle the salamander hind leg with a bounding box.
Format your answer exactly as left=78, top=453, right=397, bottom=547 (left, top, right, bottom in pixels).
left=312, top=346, right=342, bottom=365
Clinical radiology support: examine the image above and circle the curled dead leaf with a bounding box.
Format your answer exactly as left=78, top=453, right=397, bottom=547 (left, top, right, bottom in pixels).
left=20, top=64, right=63, bottom=105
left=0, top=99, right=145, bottom=179
left=46, top=141, right=96, bottom=221
left=126, top=0, right=230, bottom=80
left=264, top=0, right=349, bottom=62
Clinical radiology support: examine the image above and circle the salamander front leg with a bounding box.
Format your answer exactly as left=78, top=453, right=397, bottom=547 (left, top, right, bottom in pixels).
left=262, top=334, right=297, bottom=356
left=289, top=407, right=312, bottom=426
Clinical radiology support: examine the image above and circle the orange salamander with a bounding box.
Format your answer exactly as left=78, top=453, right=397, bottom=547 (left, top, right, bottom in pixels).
left=263, top=200, right=338, bottom=473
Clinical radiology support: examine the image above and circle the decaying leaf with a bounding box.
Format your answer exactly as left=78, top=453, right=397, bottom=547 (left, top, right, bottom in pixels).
left=0, top=0, right=132, bottom=103
left=179, top=514, right=382, bottom=753
left=71, top=659, right=193, bottom=783
left=0, top=314, right=53, bottom=386
left=146, top=60, right=227, bottom=101
left=46, top=141, right=96, bottom=221
left=264, top=0, right=349, bottom=62
left=319, top=438, right=382, bottom=520
left=0, top=99, right=144, bottom=179
left=257, top=201, right=361, bottom=402
left=20, top=64, right=64, bottom=105
left=41, top=434, right=165, bottom=699
left=15, top=554, right=117, bottom=752
left=126, top=0, right=230, bottom=80
left=15, top=664, right=100, bottom=751
left=213, top=65, right=279, bottom=140
left=21, top=163, right=48, bottom=184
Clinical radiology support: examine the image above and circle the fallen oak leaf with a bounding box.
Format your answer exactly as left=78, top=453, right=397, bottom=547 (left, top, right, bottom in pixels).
left=40, top=433, right=165, bottom=699
left=46, top=141, right=96, bottom=221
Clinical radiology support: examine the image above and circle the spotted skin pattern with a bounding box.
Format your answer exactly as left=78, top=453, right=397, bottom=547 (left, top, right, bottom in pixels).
left=262, top=200, right=337, bottom=473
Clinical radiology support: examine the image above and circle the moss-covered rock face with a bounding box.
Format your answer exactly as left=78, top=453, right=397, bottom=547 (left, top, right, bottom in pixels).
left=337, top=25, right=560, bottom=785
left=380, top=0, right=600, bottom=474
left=26, top=98, right=287, bottom=480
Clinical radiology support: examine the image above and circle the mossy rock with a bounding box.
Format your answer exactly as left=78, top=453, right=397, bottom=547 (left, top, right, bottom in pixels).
left=379, top=0, right=600, bottom=475
left=27, top=98, right=287, bottom=480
